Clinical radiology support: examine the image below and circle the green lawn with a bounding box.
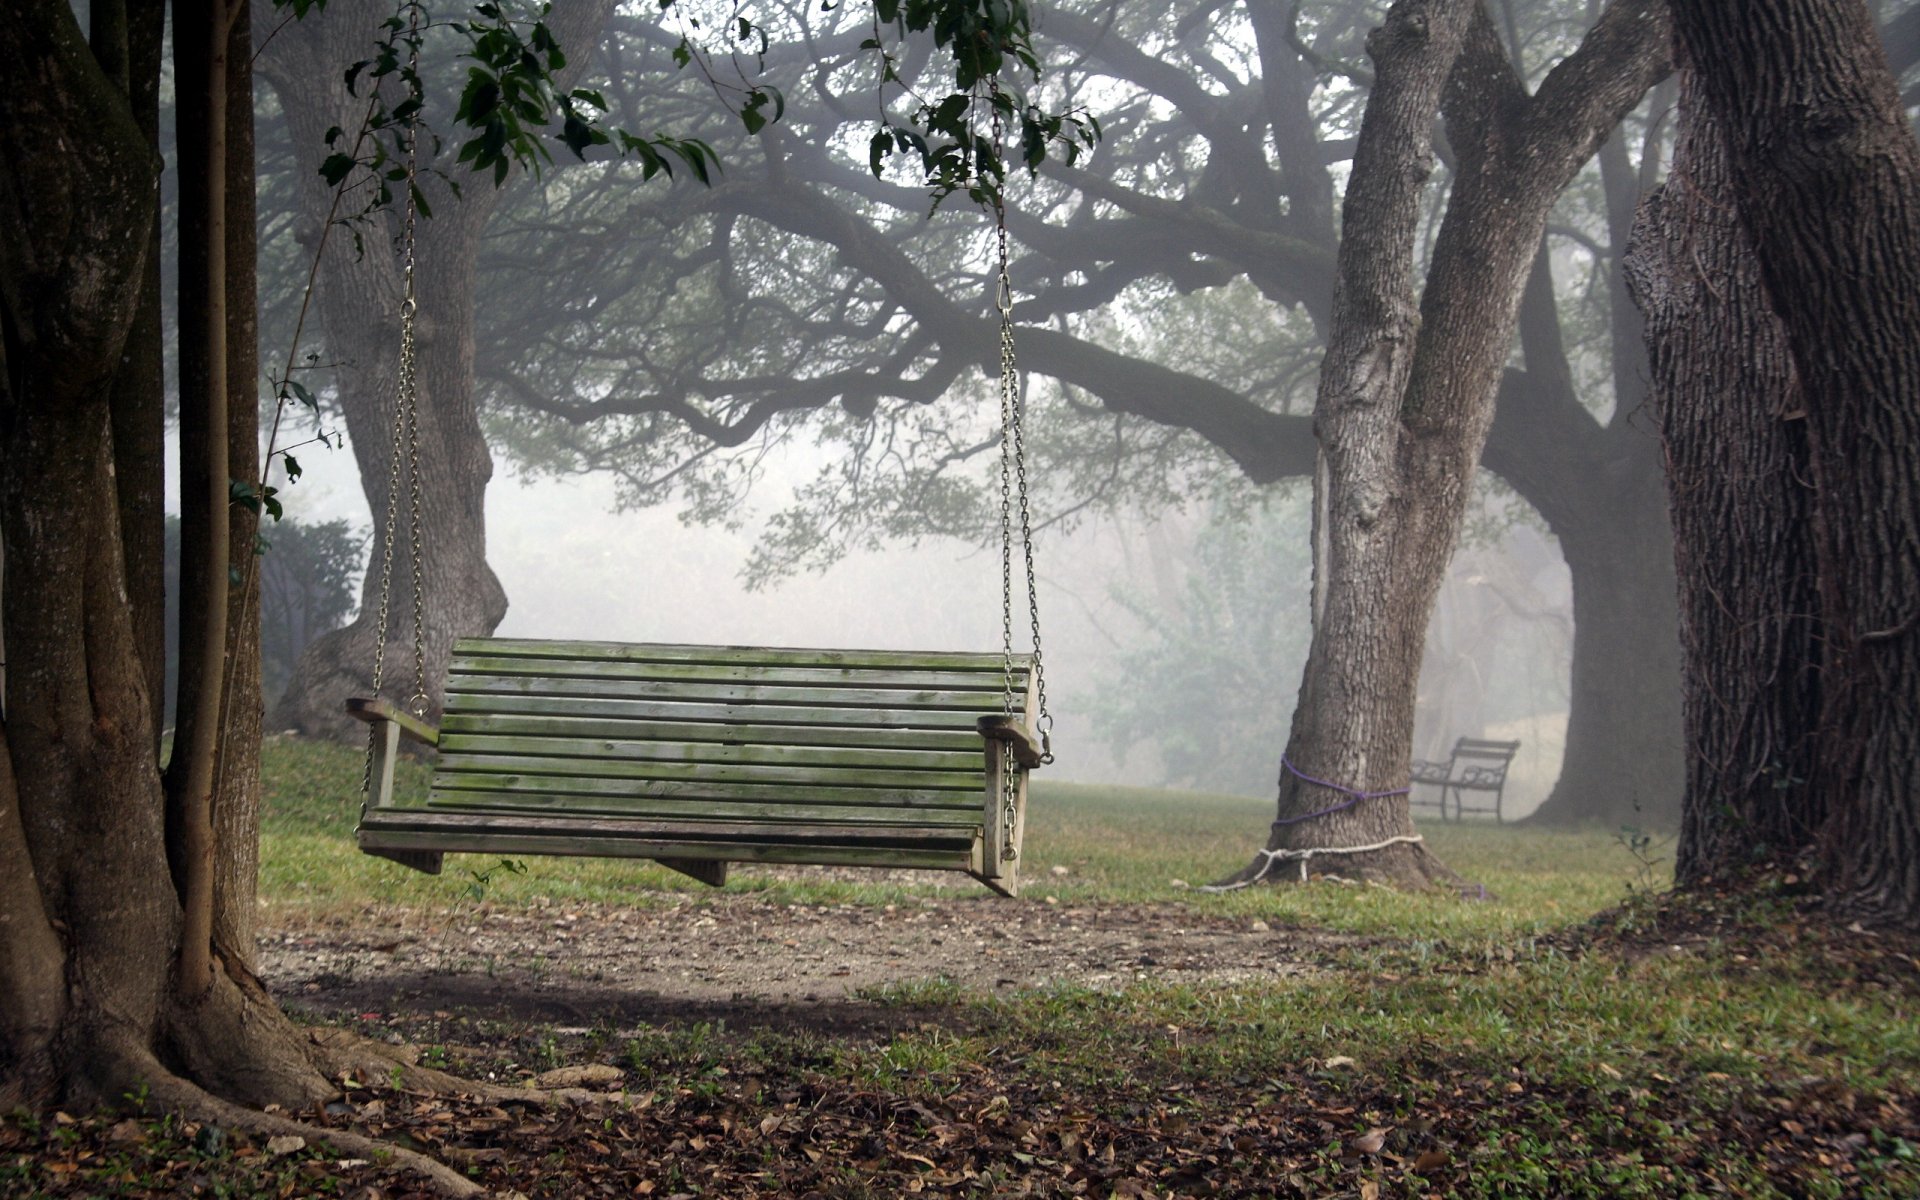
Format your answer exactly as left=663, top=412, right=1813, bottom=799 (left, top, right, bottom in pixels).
left=262, top=735, right=1652, bottom=942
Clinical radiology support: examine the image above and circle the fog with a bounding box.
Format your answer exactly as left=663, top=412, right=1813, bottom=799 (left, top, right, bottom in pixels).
left=271, top=431, right=1574, bottom=815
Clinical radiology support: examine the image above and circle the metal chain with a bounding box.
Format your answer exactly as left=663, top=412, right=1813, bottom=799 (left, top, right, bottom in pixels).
left=361, top=3, right=427, bottom=816
left=989, top=92, right=1054, bottom=861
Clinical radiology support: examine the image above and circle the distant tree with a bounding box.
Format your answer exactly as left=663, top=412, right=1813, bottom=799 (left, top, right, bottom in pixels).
left=1086, top=498, right=1314, bottom=795
left=258, top=518, right=365, bottom=704
left=162, top=515, right=366, bottom=718
left=449, top=0, right=1686, bottom=829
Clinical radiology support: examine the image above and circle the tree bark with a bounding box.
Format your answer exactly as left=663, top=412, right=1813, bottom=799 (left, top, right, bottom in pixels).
left=1625, top=64, right=1821, bottom=885
left=100, top=0, right=170, bottom=749
left=1656, top=0, right=1920, bottom=923
left=259, top=0, right=614, bottom=741
left=0, top=0, right=345, bottom=1118
left=1221, top=0, right=1669, bottom=887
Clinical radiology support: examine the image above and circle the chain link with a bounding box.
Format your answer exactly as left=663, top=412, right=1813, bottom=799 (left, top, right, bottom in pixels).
left=990, top=92, right=1053, bottom=861
left=361, top=3, right=426, bottom=819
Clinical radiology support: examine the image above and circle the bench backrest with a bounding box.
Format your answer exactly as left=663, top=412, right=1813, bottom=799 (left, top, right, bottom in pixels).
left=1449, top=737, right=1520, bottom=783
left=426, top=639, right=1033, bottom=829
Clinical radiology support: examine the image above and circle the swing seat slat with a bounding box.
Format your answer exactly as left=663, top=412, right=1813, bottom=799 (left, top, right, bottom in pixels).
left=352, top=638, right=1036, bottom=895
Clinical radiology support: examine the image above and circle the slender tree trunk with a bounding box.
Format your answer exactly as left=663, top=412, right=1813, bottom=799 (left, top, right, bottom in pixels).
left=217, top=0, right=265, bottom=959
left=168, top=0, right=236, bottom=997
left=97, top=0, right=170, bottom=748
left=1656, top=0, right=1920, bottom=923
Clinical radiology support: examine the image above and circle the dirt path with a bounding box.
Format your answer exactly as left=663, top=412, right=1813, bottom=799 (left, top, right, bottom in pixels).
left=260, top=877, right=1368, bottom=1036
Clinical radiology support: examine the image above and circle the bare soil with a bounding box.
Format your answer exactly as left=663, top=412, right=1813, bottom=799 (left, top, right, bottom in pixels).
left=259, top=870, right=1367, bottom=1036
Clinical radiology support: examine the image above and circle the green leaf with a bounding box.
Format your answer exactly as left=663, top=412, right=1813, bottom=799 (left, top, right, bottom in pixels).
left=319, top=153, right=356, bottom=186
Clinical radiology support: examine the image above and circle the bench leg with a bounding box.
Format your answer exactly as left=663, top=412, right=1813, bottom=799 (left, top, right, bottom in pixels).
left=655, top=858, right=730, bottom=888
left=363, top=846, right=444, bottom=874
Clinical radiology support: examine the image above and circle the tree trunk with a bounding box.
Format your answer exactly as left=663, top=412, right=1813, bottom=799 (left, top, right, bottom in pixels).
left=1542, top=487, right=1683, bottom=828
left=1657, top=0, right=1920, bottom=923
left=171, top=0, right=266, bottom=960
left=258, top=0, right=614, bottom=742
left=1625, top=65, right=1821, bottom=884
left=1487, top=248, right=1685, bottom=830
left=1222, top=0, right=1669, bottom=888
left=1, top=0, right=347, bottom=1118
left=98, top=0, right=170, bottom=749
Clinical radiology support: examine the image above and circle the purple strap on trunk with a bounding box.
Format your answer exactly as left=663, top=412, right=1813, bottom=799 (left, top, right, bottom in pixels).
left=1270, top=754, right=1411, bottom=827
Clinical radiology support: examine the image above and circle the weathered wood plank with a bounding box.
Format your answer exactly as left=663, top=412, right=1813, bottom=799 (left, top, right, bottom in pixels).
left=344, top=697, right=440, bottom=746
left=360, top=825, right=979, bottom=872
left=373, top=808, right=978, bottom=842
left=438, top=712, right=989, bottom=753
left=447, top=674, right=1008, bottom=712
left=432, top=753, right=983, bottom=792
left=442, top=693, right=1002, bottom=732
left=436, top=732, right=985, bottom=773
left=423, top=793, right=983, bottom=828
left=451, top=656, right=1023, bottom=694
left=456, top=638, right=1028, bottom=675
left=428, top=776, right=984, bottom=816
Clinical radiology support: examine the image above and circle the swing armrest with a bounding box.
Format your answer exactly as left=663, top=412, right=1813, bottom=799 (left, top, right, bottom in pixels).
left=977, top=715, right=1044, bottom=769
left=345, top=697, right=440, bottom=747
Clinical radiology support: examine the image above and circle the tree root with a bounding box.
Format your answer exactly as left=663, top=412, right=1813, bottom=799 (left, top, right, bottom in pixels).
left=1207, top=839, right=1469, bottom=892
left=129, top=1052, right=485, bottom=1199
left=303, top=1027, right=635, bottom=1109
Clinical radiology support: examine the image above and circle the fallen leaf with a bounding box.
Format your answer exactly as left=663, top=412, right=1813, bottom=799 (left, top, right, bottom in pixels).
left=266, top=1135, right=307, bottom=1156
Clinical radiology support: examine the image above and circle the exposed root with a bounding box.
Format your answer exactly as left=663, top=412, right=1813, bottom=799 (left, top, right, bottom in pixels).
left=135, top=1061, right=484, bottom=1199
left=306, top=1027, right=637, bottom=1110
left=1207, top=839, right=1467, bottom=892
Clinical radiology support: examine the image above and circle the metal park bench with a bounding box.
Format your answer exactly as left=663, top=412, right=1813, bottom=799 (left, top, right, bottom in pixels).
left=1409, top=737, right=1521, bottom=822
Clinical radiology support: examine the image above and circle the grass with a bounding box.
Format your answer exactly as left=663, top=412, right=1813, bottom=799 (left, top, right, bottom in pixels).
left=261, top=735, right=1651, bottom=939
left=160, top=735, right=1917, bottom=1198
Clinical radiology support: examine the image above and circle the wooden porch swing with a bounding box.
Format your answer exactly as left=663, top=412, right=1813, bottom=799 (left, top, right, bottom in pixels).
left=347, top=96, right=1054, bottom=896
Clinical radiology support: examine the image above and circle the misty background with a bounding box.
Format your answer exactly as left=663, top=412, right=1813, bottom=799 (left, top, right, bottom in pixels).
left=166, top=0, right=1633, bottom=821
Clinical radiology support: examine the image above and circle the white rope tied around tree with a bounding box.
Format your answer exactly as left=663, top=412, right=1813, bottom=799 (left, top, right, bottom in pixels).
left=1198, top=834, right=1426, bottom=893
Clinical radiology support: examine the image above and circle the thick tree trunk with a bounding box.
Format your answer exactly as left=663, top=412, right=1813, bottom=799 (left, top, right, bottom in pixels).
left=1502, top=124, right=1685, bottom=831
left=0, top=0, right=339, bottom=1117
left=1545, top=491, right=1682, bottom=828
left=1221, top=0, right=1669, bottom=888
left=1489, top=251, right=1685, bottom=830
left=258, top=0, right=612, bottom=741
left=1659, top=0, right=1920, bottom=923
left=1625, top=69, right=1821, bottom=884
